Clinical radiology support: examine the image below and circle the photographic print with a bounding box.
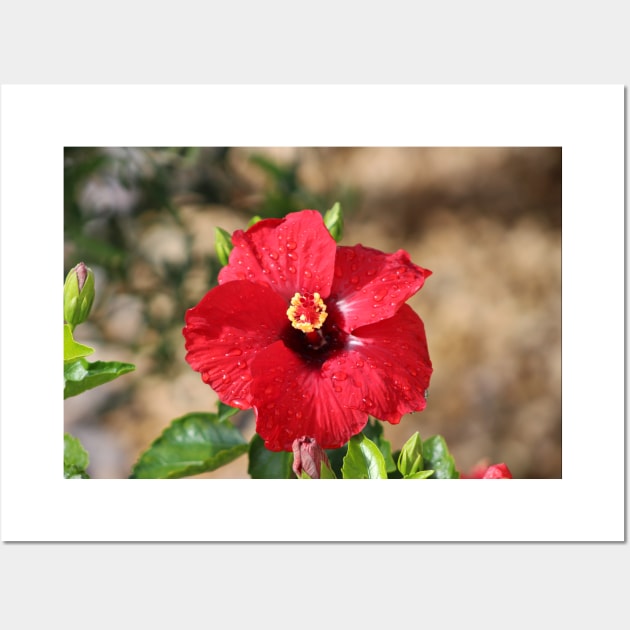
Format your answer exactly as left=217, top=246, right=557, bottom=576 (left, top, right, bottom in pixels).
left=1, top=85, right=623, bottom=541
left=63, top=146, right=561, bottom=482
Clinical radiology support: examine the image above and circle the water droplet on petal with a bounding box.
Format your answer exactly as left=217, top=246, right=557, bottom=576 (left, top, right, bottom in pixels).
left=286, top=240, right=297, bottom=250
left=303, top=269, right=312, bottom=278
left=373, top=287, right=388, bottom=302
left=288, top=265, right=296, bottom=274
left=354, top=359, right=364, bottom=368
left=332, top=371, right=347, bottom=381
left=225, top=348, right=243, bottom=357
left=269, top=251, right=279, bottom=260
left=362, top=397, right=374, bottom=408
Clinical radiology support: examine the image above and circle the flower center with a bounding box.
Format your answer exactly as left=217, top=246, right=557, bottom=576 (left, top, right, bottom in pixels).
left=286, top=292, right=328, bottom=333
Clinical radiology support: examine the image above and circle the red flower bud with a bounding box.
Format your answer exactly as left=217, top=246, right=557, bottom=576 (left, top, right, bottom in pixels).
left=292, top=436, right=331, bottom=479
left=462, top=460, right=513, bottom=479
left=480, top=463, right=512, bottom=478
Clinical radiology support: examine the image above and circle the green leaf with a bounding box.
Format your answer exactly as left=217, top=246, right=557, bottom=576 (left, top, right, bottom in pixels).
left=217, top=401, right=240, bottom=423
left=64, top=358, right=135, bottom=399
left=247, top=215, right=263, bottom=227
left=214, top=226, right=234, bottom=266
left=397, top=432, right=424, bottom=477
left=341, top=434, right=387, bottom=479
left=64, top=433, right=90, bottom=478
left=63, top=324, right=94, bottom=362
left=130, top=412, right=248, bottom=478
left=387, top=454, right=404, bottom=479
left=362, top=418, right=396, bottom=473
left=422, top=435, right=461, bottom=479
left=248, top=434, right=294, bottom=479
left=323, top=202, right=344, bottom=242
left=406, top=470, right=435, bottom=480
left=320, top=462, right=337, bottom=479
left=298, top=460, right=337, bottom=480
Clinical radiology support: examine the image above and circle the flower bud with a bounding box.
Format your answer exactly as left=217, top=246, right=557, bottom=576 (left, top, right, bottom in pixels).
left=463, top=460, right=513, bottom=479
left=292, top=436, right=332, bottom=479
left=480, top=463, right=512, bottom=479
left=63, top=262, right=95, bottom=330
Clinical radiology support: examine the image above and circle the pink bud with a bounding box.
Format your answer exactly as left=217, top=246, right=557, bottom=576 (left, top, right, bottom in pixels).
left=292, top=436, right=331, bottom=479
left=75, top=262, right=88, bottom=292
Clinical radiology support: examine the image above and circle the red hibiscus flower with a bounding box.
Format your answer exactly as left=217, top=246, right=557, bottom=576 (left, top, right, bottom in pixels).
left=462, top=461, right=513, bottom=479
left=183, top=210, right=433, bottom=451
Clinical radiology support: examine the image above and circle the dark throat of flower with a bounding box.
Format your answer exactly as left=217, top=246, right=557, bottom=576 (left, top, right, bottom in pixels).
left=304, top=329, right=326, bottom=349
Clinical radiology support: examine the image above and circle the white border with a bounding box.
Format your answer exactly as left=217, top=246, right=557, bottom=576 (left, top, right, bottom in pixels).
left=0, top=85, right=624, bottom=541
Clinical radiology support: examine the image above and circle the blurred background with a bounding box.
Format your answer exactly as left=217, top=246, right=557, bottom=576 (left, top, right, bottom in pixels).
left=64, top=147, right=561, bottom=479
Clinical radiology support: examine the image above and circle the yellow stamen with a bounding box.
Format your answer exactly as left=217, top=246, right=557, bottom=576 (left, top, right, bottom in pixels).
left=286, top=291, right=328, bottom=333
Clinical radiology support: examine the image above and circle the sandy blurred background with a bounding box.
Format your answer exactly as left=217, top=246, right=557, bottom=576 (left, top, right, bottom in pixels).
left=64, top=147, right=561, bottom=479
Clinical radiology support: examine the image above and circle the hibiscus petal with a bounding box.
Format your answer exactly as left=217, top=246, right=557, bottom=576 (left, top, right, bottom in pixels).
left=218, top=210, right=337, bottom=302
left=183, top=281, right=288, bottom=409
left=331, top=245, right=431, bottom=331
left=249, top=341, right=368, bottom=451
left=332, top=305, right=433, bottom=422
